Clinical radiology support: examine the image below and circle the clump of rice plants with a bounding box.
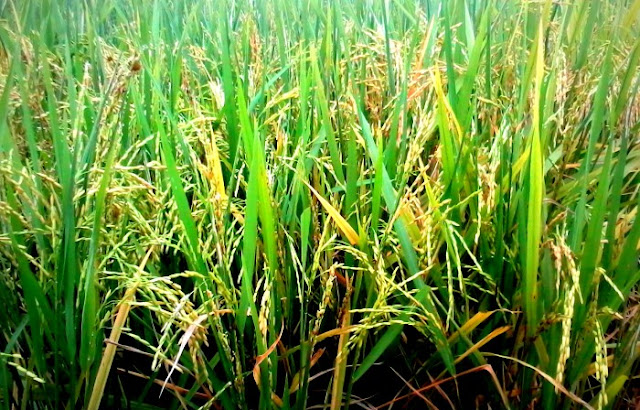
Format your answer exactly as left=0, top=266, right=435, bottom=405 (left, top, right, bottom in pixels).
left=0, top=0, right=639, bottom=408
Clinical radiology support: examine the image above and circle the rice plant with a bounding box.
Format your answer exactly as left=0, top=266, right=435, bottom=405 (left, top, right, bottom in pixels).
left=0, top=0, right=639, bottom=408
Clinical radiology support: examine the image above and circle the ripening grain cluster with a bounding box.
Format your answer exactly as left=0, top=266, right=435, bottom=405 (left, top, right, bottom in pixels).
left=0, top=0, right=639, bottom=409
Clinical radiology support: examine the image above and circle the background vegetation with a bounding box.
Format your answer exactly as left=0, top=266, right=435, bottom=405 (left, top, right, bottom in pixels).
left=0, top=0, right=639, bottom=408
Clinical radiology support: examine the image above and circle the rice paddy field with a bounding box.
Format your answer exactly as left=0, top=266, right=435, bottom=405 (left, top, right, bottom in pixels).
left=1, top=0, right=640, bottom=408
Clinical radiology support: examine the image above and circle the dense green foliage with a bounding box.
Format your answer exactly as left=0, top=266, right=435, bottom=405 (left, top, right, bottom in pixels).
left=0, top=0, right=639, bottom=408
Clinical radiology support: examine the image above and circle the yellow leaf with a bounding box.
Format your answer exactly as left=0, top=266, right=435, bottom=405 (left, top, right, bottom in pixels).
left=207, top=132, right=227, bottom=200
left=432, top=68, right=463, bottom=143
left=302, top=180, right=360, bottom=245
left=454, top=326, right=510, bottom=365
left=448, top=311, right=497, bottom=344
